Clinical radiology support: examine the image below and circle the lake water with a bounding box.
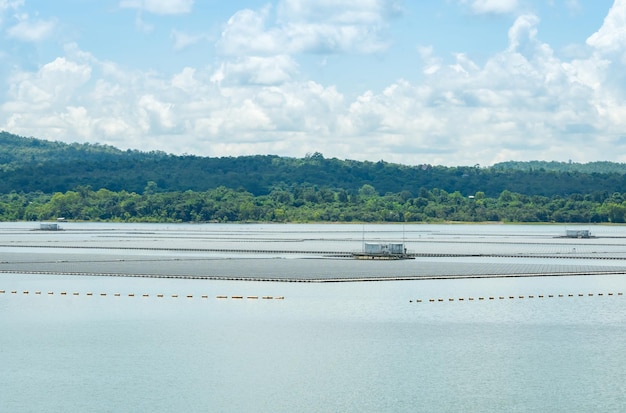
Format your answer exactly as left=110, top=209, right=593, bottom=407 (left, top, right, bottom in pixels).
left=1, top=223, right=625, bottom=412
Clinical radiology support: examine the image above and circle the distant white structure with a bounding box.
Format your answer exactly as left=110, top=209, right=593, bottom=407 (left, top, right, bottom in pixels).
left=39, top=223, right=61, bottom=231
left=363, top=242, right=405, bottom=255
left=352, top=242, right=412, bottom=260
left=566, top=229, right=590, bottom=238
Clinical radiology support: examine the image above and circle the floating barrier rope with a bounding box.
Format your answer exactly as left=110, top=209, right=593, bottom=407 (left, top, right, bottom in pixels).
left=410, top=292, right=623, bottom=303
left=0, top=289, right=284, bottom=300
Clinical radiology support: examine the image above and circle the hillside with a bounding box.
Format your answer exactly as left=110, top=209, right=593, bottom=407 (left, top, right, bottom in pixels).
left=492, top=160, right=626, bottom=174
left=2, top=131, right=626, bottom=198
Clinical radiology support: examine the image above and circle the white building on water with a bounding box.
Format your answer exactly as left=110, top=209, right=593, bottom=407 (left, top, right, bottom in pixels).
left=353, top=242, right=412, bottom=260
left=565, top=229, right=591, bottom=238
left=363, top=242, right=405, bottom=255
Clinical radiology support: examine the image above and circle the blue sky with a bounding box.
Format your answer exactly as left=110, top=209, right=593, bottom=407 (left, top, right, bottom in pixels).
left=0, top=0, right=624, bottom=166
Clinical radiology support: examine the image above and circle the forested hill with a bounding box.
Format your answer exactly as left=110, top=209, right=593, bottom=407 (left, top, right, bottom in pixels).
left=492, top=160, right=626, bottom=174
left=2, top=131, right=626, bottom=198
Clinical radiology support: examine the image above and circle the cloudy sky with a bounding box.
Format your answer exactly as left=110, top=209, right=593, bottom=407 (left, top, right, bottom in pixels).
left=1, top=0, right=625, bottom=166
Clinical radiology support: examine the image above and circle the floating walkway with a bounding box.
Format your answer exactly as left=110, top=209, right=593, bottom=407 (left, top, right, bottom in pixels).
left=351, top=253, right=414, bottom=260
left=1, top=268, right=626, bottom=283
left=5, top=242, right=626, bottom=261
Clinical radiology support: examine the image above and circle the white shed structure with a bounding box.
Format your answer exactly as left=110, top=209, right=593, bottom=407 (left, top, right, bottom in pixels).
left=565, top=229, right=591, bottom=238
left=364, top=242, right=405, bottom=255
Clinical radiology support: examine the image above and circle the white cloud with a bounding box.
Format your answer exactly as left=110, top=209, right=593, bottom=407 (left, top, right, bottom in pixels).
left=171, top=67, right=198, bottom=92
left=217, top=1, right=396, bottom=57
left=170, top=29, right=204, bottom=50
left=6, top=14, right=56, bottom=41
left=119, top=0, right=193, bottom=15
left=213, top=55, right=299, bottom=86
left=0, top=0, right=23, bottom=20
left=339, top=7, right=626, bottom=165
left=507, top=14, right=540, bottom=52
left=212, top=2, right=399, bottom=110
left=0, top=0, right=23, bottom=13
left=3, top=3, right=626, bottom=166
left=587, top=0, right=626, bottom=53
left=282, top=20, right=388, bottom=54
left=564, top=0, right=582, bottom=14
left=4, top=57, right=91, bottom=110
left=134, top=14, right=154, bottom=33
left=217, top=7, right=284, bottom=56
left=460, top=0, right=519, bottom=15
left=277, top=0, right=401, bottom=24
left=417, top=46, right=442, bottom=75
left=137, top=94, right=175, bottom=131
left=0, top=0, right=22, bottom=7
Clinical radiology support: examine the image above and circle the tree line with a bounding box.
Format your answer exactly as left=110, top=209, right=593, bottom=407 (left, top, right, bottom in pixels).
left=4, top=131, right=626, bottom=198
left=4, top=131, right=626, bottom=223
left=2, top=184, right=626, bottom=224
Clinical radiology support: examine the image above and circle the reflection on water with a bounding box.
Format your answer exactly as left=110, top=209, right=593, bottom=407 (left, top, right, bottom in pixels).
left=1, top=223, right=625, bottom=412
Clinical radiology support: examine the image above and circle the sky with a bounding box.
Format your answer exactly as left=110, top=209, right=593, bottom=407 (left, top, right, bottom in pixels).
left=0, top=1, right=625, bottom=166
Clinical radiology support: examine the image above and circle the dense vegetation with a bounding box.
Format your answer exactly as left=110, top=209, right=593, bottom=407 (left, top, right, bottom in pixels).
left=3, top=131, right=626, bottom=223
left=4, top=131, right=626, bottom=198
left=2, top=184, right=626, bottom=223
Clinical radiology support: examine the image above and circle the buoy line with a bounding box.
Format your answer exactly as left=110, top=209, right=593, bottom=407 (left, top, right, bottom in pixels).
left=410, top=292, right=623, bottom=303
left=0, top=289, right=284, bottom=300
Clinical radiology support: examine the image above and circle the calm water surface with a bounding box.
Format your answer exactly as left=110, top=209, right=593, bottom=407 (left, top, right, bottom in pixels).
left=1, top=223, right=625, bottom=412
